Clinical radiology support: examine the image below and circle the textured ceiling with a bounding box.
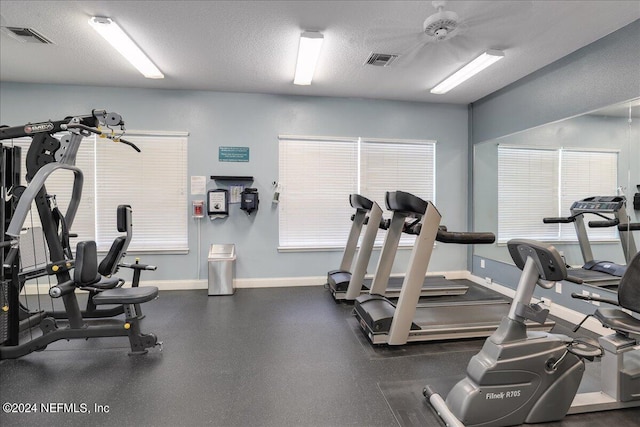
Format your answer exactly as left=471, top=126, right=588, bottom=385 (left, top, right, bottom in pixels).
left=1, top=1, right=639, bottom=105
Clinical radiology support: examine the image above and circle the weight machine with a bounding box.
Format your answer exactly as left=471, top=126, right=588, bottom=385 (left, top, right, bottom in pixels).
left=1, top=110, right=161, bottom=359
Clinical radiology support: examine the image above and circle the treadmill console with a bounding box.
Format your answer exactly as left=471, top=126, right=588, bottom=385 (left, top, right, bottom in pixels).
left=570, top=196, right=625, bottom=214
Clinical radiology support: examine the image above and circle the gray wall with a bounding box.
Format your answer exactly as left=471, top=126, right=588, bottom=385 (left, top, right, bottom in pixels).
left=471, top=19, right=640, bottom=144
left=0, top=83, right=469, bottom=281
left=470, top=19, right=640, bottom=302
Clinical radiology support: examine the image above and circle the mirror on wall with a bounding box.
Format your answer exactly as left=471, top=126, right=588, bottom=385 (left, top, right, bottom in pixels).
left=473, top=98, right=639, bottom=269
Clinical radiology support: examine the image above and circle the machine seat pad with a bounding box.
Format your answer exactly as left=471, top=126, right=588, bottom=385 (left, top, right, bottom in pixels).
left=93, top=286, right=158, bottom=305
left=594, top=308, right=640, bottom=335
left=88, top=276, right=122, bottom=290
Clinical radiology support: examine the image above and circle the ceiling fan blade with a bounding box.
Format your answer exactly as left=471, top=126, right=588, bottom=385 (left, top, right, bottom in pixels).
left=368, top=32, right=425, bottom=52
left=394, top=38, right=432, bottom=66
left=461, top=0, right=535, bottom=30
left=428, top=41, right=463, bottom=65
left=445, top=34, right=476, bottom=62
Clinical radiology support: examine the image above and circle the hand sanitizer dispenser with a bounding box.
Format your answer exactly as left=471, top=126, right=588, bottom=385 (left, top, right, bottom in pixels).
left=240, top=188, right=259, bottom=215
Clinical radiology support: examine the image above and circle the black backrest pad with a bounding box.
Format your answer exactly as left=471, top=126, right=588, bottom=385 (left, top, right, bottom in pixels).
left=74, top=240, right=101, bottom=286
left=349, top=194, right=373, bottom=211
left=507, top=239, right=567, bottom=282
left=98, top=237, right=126, bottom=276
left=116, top=204, right=131, bottom=232
left=618, top=251, right=640, bottom=313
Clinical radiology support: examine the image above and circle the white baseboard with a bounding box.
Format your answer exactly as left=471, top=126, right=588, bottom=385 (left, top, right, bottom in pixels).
left=129, top=271, right=470, bottom=291
left=234, top=276, right=326, bottom=288
left=19, top=270, right=611, bottom=335
left=20, top=276, right=329, bottom=294
left=151, top=276, right=331, bottom=290
left=468, top=274, right=611, bottom=336
left=20, top=270, right=471, bottom=294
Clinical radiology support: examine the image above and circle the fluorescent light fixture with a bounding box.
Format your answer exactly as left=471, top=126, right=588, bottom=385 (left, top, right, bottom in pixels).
left=89, top=16, right=164, bottom=79
left=430, top=49, right=504, bottom=94
left=293, top=31, right=324, bottom=85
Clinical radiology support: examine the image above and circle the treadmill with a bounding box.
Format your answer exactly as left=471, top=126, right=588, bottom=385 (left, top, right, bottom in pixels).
left=327, top=194, right=468, bottom=302
left=353, top=191, right=555, bottom=345
left=543, top=196, right=637, bottom=287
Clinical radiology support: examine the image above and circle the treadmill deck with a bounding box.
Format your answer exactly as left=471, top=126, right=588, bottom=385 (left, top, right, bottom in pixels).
left=328, top=272, right=468, bottom=301
left=354, top=290, right=555, bottom=345
left=568, top=267, right=620, bottom=286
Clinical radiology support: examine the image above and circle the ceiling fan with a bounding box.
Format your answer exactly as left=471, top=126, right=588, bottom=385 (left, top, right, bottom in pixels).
left=366, top=0, right=531, bottom=66
left=422, top=0, right=463, bottom=42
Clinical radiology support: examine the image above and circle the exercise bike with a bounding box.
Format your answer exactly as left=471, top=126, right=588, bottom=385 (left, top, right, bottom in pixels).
left=425, top=239, right=640, bottom=426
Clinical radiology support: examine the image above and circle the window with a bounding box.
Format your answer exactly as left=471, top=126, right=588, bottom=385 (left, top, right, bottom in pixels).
left=498, top=146, right=618, bottom=243
left=7, top=131, right=188, bottom=253
left=360, top=139, right=436, bottom=246
left=278, top=135, right=436, bottom=249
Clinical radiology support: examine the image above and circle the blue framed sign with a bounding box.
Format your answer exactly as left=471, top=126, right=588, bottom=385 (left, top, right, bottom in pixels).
left=219, top=146, right=250, bottom=162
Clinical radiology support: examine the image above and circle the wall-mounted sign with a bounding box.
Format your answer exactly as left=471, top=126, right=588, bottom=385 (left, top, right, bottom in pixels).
left=219, top=146, right=249, bottom=162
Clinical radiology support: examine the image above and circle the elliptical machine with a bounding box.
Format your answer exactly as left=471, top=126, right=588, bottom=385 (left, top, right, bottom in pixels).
left=425, top=239, right=640, bottom=426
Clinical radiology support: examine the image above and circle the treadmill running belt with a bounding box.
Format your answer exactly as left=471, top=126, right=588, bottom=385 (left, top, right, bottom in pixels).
left=412, top=303, right=511, bottom=330
left=365, top=276, right=468, bottom=293
left=416, top=280, right=508, bottom=305
left=361, top=276, right=469, bottom=298
left=568, top=267, right=620, bottom=282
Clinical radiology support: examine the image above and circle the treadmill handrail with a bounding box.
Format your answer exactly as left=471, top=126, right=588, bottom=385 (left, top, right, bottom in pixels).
left=436, top=229, right=496, bottom=244
left=543, top=215, right=579, bottom=224
left=618, top=223, right=640, bottom=231
left=406, top=223, right=495, bottom=244
left=571, top=292, right=617, bottom=306
left=589, top=218, right=619, bottom=228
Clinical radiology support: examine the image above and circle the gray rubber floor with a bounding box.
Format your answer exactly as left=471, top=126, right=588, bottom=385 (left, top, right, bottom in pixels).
left=0, top=286, right=638, bottom=426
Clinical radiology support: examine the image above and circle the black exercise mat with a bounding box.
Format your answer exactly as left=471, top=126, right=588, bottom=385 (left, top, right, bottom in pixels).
left=379, top=376, right=462, bottom=427
left=379, top=362, right=604, bottom=427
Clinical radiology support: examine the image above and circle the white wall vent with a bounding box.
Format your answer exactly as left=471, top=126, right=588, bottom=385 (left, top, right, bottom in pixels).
left=1, top=26, right=53, bottom=44
left=364, top=53, right=398, bottom=67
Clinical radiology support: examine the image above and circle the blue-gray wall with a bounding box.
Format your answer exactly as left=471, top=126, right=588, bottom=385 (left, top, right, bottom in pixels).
left=471, top=19, right=640, bottom=144
left=470, top=19, right=640, bottom=304
left=0, top=83, right=469, bottom=281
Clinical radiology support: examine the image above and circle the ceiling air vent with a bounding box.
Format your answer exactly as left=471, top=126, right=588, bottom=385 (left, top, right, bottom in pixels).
left=1, top=26, right=53, bottom=44
left=365, top=53, right=398, bottom=67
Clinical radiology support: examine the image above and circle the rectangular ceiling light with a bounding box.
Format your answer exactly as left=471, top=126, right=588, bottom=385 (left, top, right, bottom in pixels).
left=430, top=49, right=504, bottom=95
left=89, top=16, right=164, bottom=79
left=293, top=31, right=324, bottom=85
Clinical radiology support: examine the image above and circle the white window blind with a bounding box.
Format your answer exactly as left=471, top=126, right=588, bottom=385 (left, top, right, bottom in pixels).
left=278, top=137, right=358, bottom=248
left=498, top=147, right=559, bottom=242
left=278, top=136, right=435, bottom=249
left=360, top=139, right=436, bottom=246
left=7, top=132, right=188, bottom=253
left=498, top=146, right=618, bottom=243
left=95, top=133, right=188, bottom=252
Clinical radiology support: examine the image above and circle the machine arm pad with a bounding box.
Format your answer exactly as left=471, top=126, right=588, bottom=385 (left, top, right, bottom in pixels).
left=120, top=262, right=157, bottom=271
